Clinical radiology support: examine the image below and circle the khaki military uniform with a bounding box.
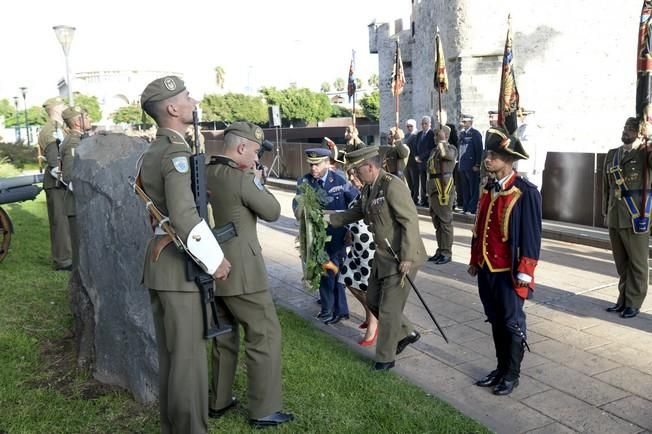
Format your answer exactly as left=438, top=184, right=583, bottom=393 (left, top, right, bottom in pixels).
left=427, top=141, right=458, bottom=258
left=38, top=119, right=71, bottom=269
left=141, top=128, right=207, bottom=434
left=206, top=156, right=284, bottom=419
left=331, top=170, right=427, bottom=363
left=60, top=130, right=82, bottom=268
left=603, top=145, right=652, bottom=310
left=383, top=140, right=410, bottom=180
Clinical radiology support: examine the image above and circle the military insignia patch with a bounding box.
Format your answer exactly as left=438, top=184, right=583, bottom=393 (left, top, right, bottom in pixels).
left=164, top=77, right=177, bottom=91
left=172, top=156, right=189, bottom=173
left=253, top=176, right=264, bottom=190
left=255, top=127, right=263, bottom=141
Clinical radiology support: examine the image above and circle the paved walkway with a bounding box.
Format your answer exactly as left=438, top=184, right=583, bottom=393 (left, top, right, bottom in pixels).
left=262, top=186, right=652, bottom=434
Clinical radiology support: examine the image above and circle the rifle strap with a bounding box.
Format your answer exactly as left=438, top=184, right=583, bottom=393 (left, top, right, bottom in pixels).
left=151, top=236, right=173, bottom=262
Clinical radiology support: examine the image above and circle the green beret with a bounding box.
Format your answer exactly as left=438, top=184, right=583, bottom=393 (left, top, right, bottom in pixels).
left=140, top=76, right=186, bottom=109
left=42, top=97, right=65, bottom=109
left=224, top=121, right=265, bottom=145
left=62, top=106, right=84, bottom=121
left=345, top=145, right=380, bottom=168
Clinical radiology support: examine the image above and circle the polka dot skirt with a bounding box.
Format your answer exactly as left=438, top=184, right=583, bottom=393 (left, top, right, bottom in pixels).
left=338, top=220, right=375, bottom=291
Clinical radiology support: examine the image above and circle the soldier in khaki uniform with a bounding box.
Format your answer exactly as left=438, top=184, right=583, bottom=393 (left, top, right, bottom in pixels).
left=329, top=146, right=427, bottom=371
left=38, top=97, right=72, bottom=270
left=427, top=125, right=458, bottom=264
left=383, top=126, right=410, bottom=180
left=603, top=117, right=652, bottom=319
left=60, top=106, right=92, bottom=270
left=139, top=76, right=231, bottom=434
left=206, top=122, right=294, bottom=429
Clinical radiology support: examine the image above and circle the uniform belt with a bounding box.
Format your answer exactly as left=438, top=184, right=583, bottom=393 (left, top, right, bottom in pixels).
left=429, top=172, right=452, bottom=178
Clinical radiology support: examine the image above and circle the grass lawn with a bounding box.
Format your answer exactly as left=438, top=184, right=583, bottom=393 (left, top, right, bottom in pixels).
left=0, top=188, right=489, bottom=434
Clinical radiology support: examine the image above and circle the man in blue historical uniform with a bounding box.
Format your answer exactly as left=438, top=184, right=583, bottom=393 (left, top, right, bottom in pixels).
left=458, top=114, right=484, bottom=214
left=468, top=127, right=542, bottom=396
left=293, top=148, right=358, bottom=324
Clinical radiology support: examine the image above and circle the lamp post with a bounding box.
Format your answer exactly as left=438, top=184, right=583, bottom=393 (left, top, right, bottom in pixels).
left=19, top=87, right=31, bottom=146
left=12, top=96, right=20, bottom=142
left=53, top=25, right=76, bottom=105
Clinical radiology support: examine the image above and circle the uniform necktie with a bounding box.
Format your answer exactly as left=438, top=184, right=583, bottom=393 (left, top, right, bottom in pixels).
left=486, top=180, right=501, bottom=193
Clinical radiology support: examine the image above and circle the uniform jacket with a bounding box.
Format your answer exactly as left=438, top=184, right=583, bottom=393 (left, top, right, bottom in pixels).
left=293, top=169, right=358, bottom=255
left=383, top=140, right=410, bottom=177
left=602, top=145, right=652, bottom=230
left=470, top=173, right=542, bottom=299
left=330, top=170, right=427, bottom=278
left=60, top=130, right=82, bottom=217
left=415, top=129, right=435, bottom=165
left=459, top=127, right=483, bottom=171
left=207, top=156, right=281, bottom=296
left=141, top=128, right=202, bottom=292
left=38, top=119, right=64, bottom=190
left=426, top=141, right=458, bottom=204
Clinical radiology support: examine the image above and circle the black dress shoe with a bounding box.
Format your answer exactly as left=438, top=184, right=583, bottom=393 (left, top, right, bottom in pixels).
left=428, top=253, right=442, bottom=262
left=55, top=264, right=73, bottom=271
left=249, top=411, right=294, bottom=429
left=396, top=330, right=421, bottom=354
left=435, top=255, right=451, bottom=265
left=621, top=307, right=640, bottom=318
left=316, top=311, right=332, bottom=320
left=372, top=361, right=395, bottom=371
left=493, top=378, right=519, bottom=395
left=324, top=314, right=349, bottom=325
left=606, top=304, right=625, bottom=313
left=475, top=370, right=502, bottom=387
left=209, top=397, right=237, bottom=419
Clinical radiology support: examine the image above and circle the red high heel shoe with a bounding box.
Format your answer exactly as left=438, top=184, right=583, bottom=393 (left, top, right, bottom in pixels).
left=358, top=321, right=368, bottom=329
left=359, top=328, right=378, bottom=347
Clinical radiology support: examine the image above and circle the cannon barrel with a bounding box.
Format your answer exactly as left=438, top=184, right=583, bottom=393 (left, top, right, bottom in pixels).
left=0, top=174, right=44, bottom=191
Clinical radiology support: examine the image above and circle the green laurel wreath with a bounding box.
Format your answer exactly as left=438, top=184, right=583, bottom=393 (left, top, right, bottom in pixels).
left=295, top=182, right=332, bottom=291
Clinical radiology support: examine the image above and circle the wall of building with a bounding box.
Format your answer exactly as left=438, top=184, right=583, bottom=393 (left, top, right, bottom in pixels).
left=371, top=0, right=638, bottom=153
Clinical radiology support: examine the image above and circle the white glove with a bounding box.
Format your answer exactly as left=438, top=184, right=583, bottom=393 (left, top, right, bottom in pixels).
left=67, top=181, right=74, bottom=192
left=50, top=167, right=61, bottom=179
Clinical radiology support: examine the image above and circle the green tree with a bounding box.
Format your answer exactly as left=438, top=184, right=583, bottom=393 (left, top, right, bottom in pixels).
left=260, top=87, right=332, bottom=125
left=360, top=90, right=380, bottom=121
left=73, top=93, right=102, bottom=123
left=111, top=104, right=154, bottom=125
left=355, top=78, right=363, bottom=90
left=214, top=66, right=225, bottom=89
left=200, top=93, right=268, bottom=125
left=367, top=73, right=379, bottom=90
left=320, top=82, right=331, bottom=93
left=0, top=99, right=15, bottom=121
left=333, top=78, right=345, bottom=92
left=330, top=104, right=352, bottom=118
left=3, top=105, right=46, bottom=127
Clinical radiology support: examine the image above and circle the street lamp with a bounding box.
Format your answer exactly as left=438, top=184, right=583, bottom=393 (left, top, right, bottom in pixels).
left=53, top=25, right=76, bottom=105
left=12, top=96, right=20, bottom=142
left=19, top=87, right=31, bottom=146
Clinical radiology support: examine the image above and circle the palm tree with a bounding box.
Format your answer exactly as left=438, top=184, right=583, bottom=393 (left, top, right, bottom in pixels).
left=333, top=78, right=345, bottom=92
left=214, top=66, right=225, bottom=90
left=367, top=73, right=379, bottom=90
left=320, top=82, right=331, bottom=93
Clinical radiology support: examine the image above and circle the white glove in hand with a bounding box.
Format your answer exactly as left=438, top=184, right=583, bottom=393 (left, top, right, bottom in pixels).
left=50, top=167, right=61, bottom=179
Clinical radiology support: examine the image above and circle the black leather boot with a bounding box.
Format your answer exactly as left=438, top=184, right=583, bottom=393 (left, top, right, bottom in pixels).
left=494, top=339, right=524, bottom=396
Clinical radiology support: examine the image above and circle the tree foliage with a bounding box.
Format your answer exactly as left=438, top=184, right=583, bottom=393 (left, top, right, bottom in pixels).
left=73, top=93, right=102, bottom=123
left=330, top=105, right=352, bottom=118
left=111, top=104, right=154, bottom=126
left=200, top=93, right=268, bottom=125
left=320, top=82, right=331, bottom=93
left=2, top=104, right=46, bottom=127
left=333, top=78, right=345, bottom=92
left=355, top=78, right=363, bottom=90
left=214, top=66, right=225, bottom=89
left=367, top=73, right=379, bottom=90
left=260, top=87, right=331, bottom=125
left=360, top=91, right=380, bottom=121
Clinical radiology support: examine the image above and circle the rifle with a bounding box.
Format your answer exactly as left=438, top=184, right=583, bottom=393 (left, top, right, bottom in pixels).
left=384, top=239, right=449, bottom=343
left=187, top=109, right=232, bottom=339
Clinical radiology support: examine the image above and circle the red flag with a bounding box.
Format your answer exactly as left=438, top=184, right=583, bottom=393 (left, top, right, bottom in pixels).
left=637, top=0, right=652, bottom=119
left=347, top=50, right=356, bottom=102
left=434, top=30, right=448, bottom=93
left=497, top=15, right=520, bottom=135
left=391, top=40, right=405, bottom=96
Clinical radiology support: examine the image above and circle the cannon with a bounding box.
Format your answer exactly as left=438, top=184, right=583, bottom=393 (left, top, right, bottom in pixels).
left=0, top=173, right=44, bottom=262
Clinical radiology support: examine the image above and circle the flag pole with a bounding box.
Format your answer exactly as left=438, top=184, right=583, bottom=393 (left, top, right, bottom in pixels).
left=395, top=38, right=400, bottom=129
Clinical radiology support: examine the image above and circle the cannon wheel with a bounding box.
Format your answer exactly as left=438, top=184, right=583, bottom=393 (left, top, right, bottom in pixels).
left=0, top=206, right=12, bottom=262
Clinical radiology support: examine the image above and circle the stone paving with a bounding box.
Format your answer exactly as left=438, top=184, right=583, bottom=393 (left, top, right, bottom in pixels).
left=262, top=186, right=652, bottom=434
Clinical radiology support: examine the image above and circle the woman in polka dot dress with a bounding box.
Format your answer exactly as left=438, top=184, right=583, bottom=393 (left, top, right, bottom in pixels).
left=338, top=177, right=378, bottom=346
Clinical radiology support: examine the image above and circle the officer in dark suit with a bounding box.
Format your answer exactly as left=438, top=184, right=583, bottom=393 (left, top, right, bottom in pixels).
left=415, top=116, right=435, bottom=207
left=459, top=114, right=484, bottom=213
left=207, top=122, right=293, bottom=428
left=404, top=119, right=419, bottom=203
left=293, top=149, right=358, bottom=324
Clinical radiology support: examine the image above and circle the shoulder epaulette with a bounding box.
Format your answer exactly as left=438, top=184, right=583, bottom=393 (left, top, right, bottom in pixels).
left=384, top=174, right=394, bottom=183
left=208, top=155, right=239, bottom=169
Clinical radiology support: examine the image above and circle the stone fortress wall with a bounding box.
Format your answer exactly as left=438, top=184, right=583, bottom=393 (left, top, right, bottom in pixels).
left=370, top=0, right=639, bottom=153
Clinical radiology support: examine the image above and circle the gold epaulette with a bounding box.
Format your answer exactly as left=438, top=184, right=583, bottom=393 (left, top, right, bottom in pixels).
left=384, top=174, right=393, bottom=182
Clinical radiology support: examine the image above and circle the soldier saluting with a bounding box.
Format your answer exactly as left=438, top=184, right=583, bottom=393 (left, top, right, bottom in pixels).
left=139, top=76, right=230, bottom=434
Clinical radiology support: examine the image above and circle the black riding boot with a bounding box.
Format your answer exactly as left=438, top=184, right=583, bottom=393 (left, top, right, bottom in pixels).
left=476, top=324, right=507, bottom=387
left=494, top=339, right=524, bottom=395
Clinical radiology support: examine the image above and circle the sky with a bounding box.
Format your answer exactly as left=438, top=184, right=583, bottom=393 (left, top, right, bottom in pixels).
left=1, top=0, right=409, bottom=106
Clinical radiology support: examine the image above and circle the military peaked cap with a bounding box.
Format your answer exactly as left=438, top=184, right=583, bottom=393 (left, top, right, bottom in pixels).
left=304, top=148, right=331, bottom=164
left=140, top=76, right=186, bottom=108
left=43, top=97, right=65, bottom=109
left=345, top=145, right=380, bottom=168
left=62, top=106, right=85, bottom=121
left=224, top=121, right=265, bottom=145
